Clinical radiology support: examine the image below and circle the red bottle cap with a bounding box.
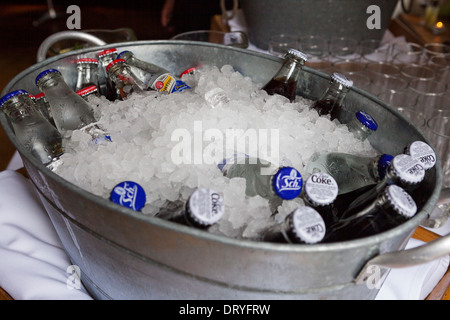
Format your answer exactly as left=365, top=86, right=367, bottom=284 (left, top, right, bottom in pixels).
left=77, top=58, right=99, bottom=64
left=76, top=85, right=98, bottom=97
left=106, top=59, right=125, bottom=72
left=97, top=48, right=118, bottom=57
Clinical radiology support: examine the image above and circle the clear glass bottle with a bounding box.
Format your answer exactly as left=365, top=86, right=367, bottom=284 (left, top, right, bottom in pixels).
left=302, top=172, right=339, bottom=225
left=96, top=48, right=121, bottom=101
left=306, top=152, right=394, bottom=195
left=0, top=90, right=63, bottom=168
left=310, top=72, right=353, bottom=120
left=156, top=188, right=225, bottom=229
left=35, top=69, right=111, bottom=144
left=262, top=206, right=326, bottom=244
left=404, top=140, right=436, bottom=171
left=341, top=154, right=425, bottom=219
left=262, top=48, right=308, bottom=102
left=110, top=181, right=147, bottom=211
left=117, top=50, right=191, bottom=94
left=325, top=184, right=417, bottom=242
left=105, top=59, right=145, bottom=100
left=75, top=58, right=100, bottom=92
left=219, top=156, right=303, bottom=208
left=347, top=110, right=378, bottom=141
left=33, top=92, right=54, bottom=125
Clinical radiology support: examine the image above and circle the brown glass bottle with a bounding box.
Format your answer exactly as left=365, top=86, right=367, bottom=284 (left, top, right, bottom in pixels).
left=262, top=49, right=307, bottom=102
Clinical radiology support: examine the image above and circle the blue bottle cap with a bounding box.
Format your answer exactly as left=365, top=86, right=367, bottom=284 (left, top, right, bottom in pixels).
left=355, top=111, right=378, bottom=131
left=35, top=69, right=61, bottom=86
left=272, top=167, right=303, bottom=200
left=377, top=154, right=394, bottom=180
left=0, top=90, right=29, bottom=108
left=116, top=50, right=131, bottom=59
left=110, top=181, right=146, bottom=211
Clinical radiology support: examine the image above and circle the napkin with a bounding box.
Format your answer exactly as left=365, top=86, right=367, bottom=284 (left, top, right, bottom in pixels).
left=0, top=168, right=448, bottom=300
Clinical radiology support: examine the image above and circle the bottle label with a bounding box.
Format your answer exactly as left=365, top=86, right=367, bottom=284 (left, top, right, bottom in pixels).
left=305, top=172, right=338, bottom=206
left=407, top=141, right=436, bottom=170
left=291, top=207, right=326, bottom=244
left=273, top=167, right=303, bottom=200
left=392, top=154, right=425, bottom=184
left=110, top=181, right=146, bottom=211
left=386, top=185, right=417, bottom=218
left=150, top=73, right=190, bottom=93
left=187, top=189, right=224, bottom=226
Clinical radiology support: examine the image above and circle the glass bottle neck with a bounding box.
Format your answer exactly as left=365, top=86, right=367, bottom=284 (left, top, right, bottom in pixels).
left=2, top=95, right=41, bottom=121
left=319, top=81, right=350, bottom=102
left=76, top=64, right=99, bottom=89
left=274, top=57, right=304, bottom=82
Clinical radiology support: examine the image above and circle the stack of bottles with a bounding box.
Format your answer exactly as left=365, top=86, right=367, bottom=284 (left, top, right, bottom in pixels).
left=0, top=46, right=437, bottom=244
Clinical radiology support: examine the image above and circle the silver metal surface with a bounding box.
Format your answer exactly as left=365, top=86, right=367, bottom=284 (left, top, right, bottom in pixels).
left=0, top=40, right=445, bottom=300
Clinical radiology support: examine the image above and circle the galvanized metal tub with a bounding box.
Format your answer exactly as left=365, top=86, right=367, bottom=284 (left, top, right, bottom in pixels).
left=1, top=40, right=448, bottom=300
left=240, top=0, right=399, bottom=50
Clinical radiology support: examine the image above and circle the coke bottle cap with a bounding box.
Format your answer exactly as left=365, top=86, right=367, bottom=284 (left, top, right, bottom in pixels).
left=110, top=181, right=146, bottom=211
left=76, top=58, right=99, bottom=64
left=272, top=167, right=303, bottom=200
left=116, top=51, right=131, bottom=60
left=391, top=154, right=425, bottom=185
left=35, top=69, right=62, bottom=86
left=406, top=141, right=436, bottom=171
left=355, top=111, right=378, bottom=131
left=0, top=90, right=28, bottom=108
left=287, top=206, right=326, bottom=244
left=305, top=172, right=338, bottom=206
left=384, top=185, right=417, bottom=219
left=331, top=72, right=353, bottom=88
left=76, top=85, right=98, bottom=97
left=97, top=48, right=117, bottom=57
left=377, top=154, right=394, bottom=180
left=185, top=188, right=224, bottom=227
left=286, top=49, right=308, bottom=62
left=106, top=59, right=126, bottom=72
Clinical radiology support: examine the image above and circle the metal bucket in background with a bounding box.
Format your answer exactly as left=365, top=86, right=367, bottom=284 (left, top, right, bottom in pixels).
left=240, top=0, right=399, bottom=50
left=0, top=41, right=448, bottom=300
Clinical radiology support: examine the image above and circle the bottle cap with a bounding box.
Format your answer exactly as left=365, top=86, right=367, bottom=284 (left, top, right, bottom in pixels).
left=34, top=92, right=45, bottom=100
left=76, top=58, right=99, bottom=64
left=116, top=50, right=132, bottom=60
left=377, top=154, right=394, bottom=180
left=305, top=172, right=338, bottom=206
left=286, top=49, right=308, bottom=62
left=384, top=185, right=417, bottom=219
left=106, top=59, right=126, bottom=72
left=35, top=69, right=62, bottom=86
left=0, top=90, right=28, bottom=108
left=391, top=154, right=425, bottom=185
left=287, top=206, right=326, bottom=244
left=406, top=141, right=436, bottom=171
left=272, top=167, right=303, bottom=200
left=97, top=48, right=118, bottom=57
left=185, top=188, right=224, bottom=227
left=331, top=72, right=353, bottom=88
left=76, top=85, right=98, bottom=97
left=355, top=111, right=378, bottom=131
left=110, top=181, right=146, bottom=211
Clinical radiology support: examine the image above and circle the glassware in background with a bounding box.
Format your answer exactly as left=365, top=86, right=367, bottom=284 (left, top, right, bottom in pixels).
left=348, top=73, right=372, bottom=93
left=171, top=30, right=249, bottom=49
left=428, top=55, right=450, bottom=82
left=408, top=78, right=446, bottom=119
left=365, top=62, right=400, bottom=78
left=389, top=42, right=424, bottom=57
left=332, top=60, right=366, bottom=75
left=393, top=51, right=428, bottom=67
left=268, top=34, right=299, bottom=57
left=329, top=37, right=359, bottom=61
left=370, top=74, right=408, bottom=97
left=299, top=35, right=330, bottom=70
left=361, top=46, right=391, bottom=63
left=423, top=43, right=450, bottom=59
left=379, top=90, right=418, bottom=110
left=426, top=116, right=450, bottom=188
left=400, top=64, right=435, bottom=82
left=396, top=107, right=427, bottom=130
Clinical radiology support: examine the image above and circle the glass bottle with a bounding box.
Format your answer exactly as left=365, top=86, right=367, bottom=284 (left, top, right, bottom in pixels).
left=0, top=90, right=63, bottom=169
left=347, top=110, right=378, bottom=141
left=105, top=59, right=145, bottom=100
left=156, top=188, right=225, bottom=229
left=110, top=181, right=147, bottom=211
left=96, top=48, right=121, bottom=101
left=340, top=154, right=425, bottom=219
left=75, top=58, right=100, bottom=92
left=262, top=206, right=326, bottom=244
left=262, top=48, right=308, bottom=102
left=219, top=155, right=303, bottom=209
left=404, top=140, right=436, bottom=171
left=306, top=152, right=394, bottom=195
left=310, top=72, right=353, bottom=120
left=33, top=92, right=54, bottom=125
left=117, top=50, right=191, bottom=94
left=324, top=184, right=417, bottom=242
left=302, top=172, right=339, bottom=225
left=35, top=69, right=111, bottom=144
